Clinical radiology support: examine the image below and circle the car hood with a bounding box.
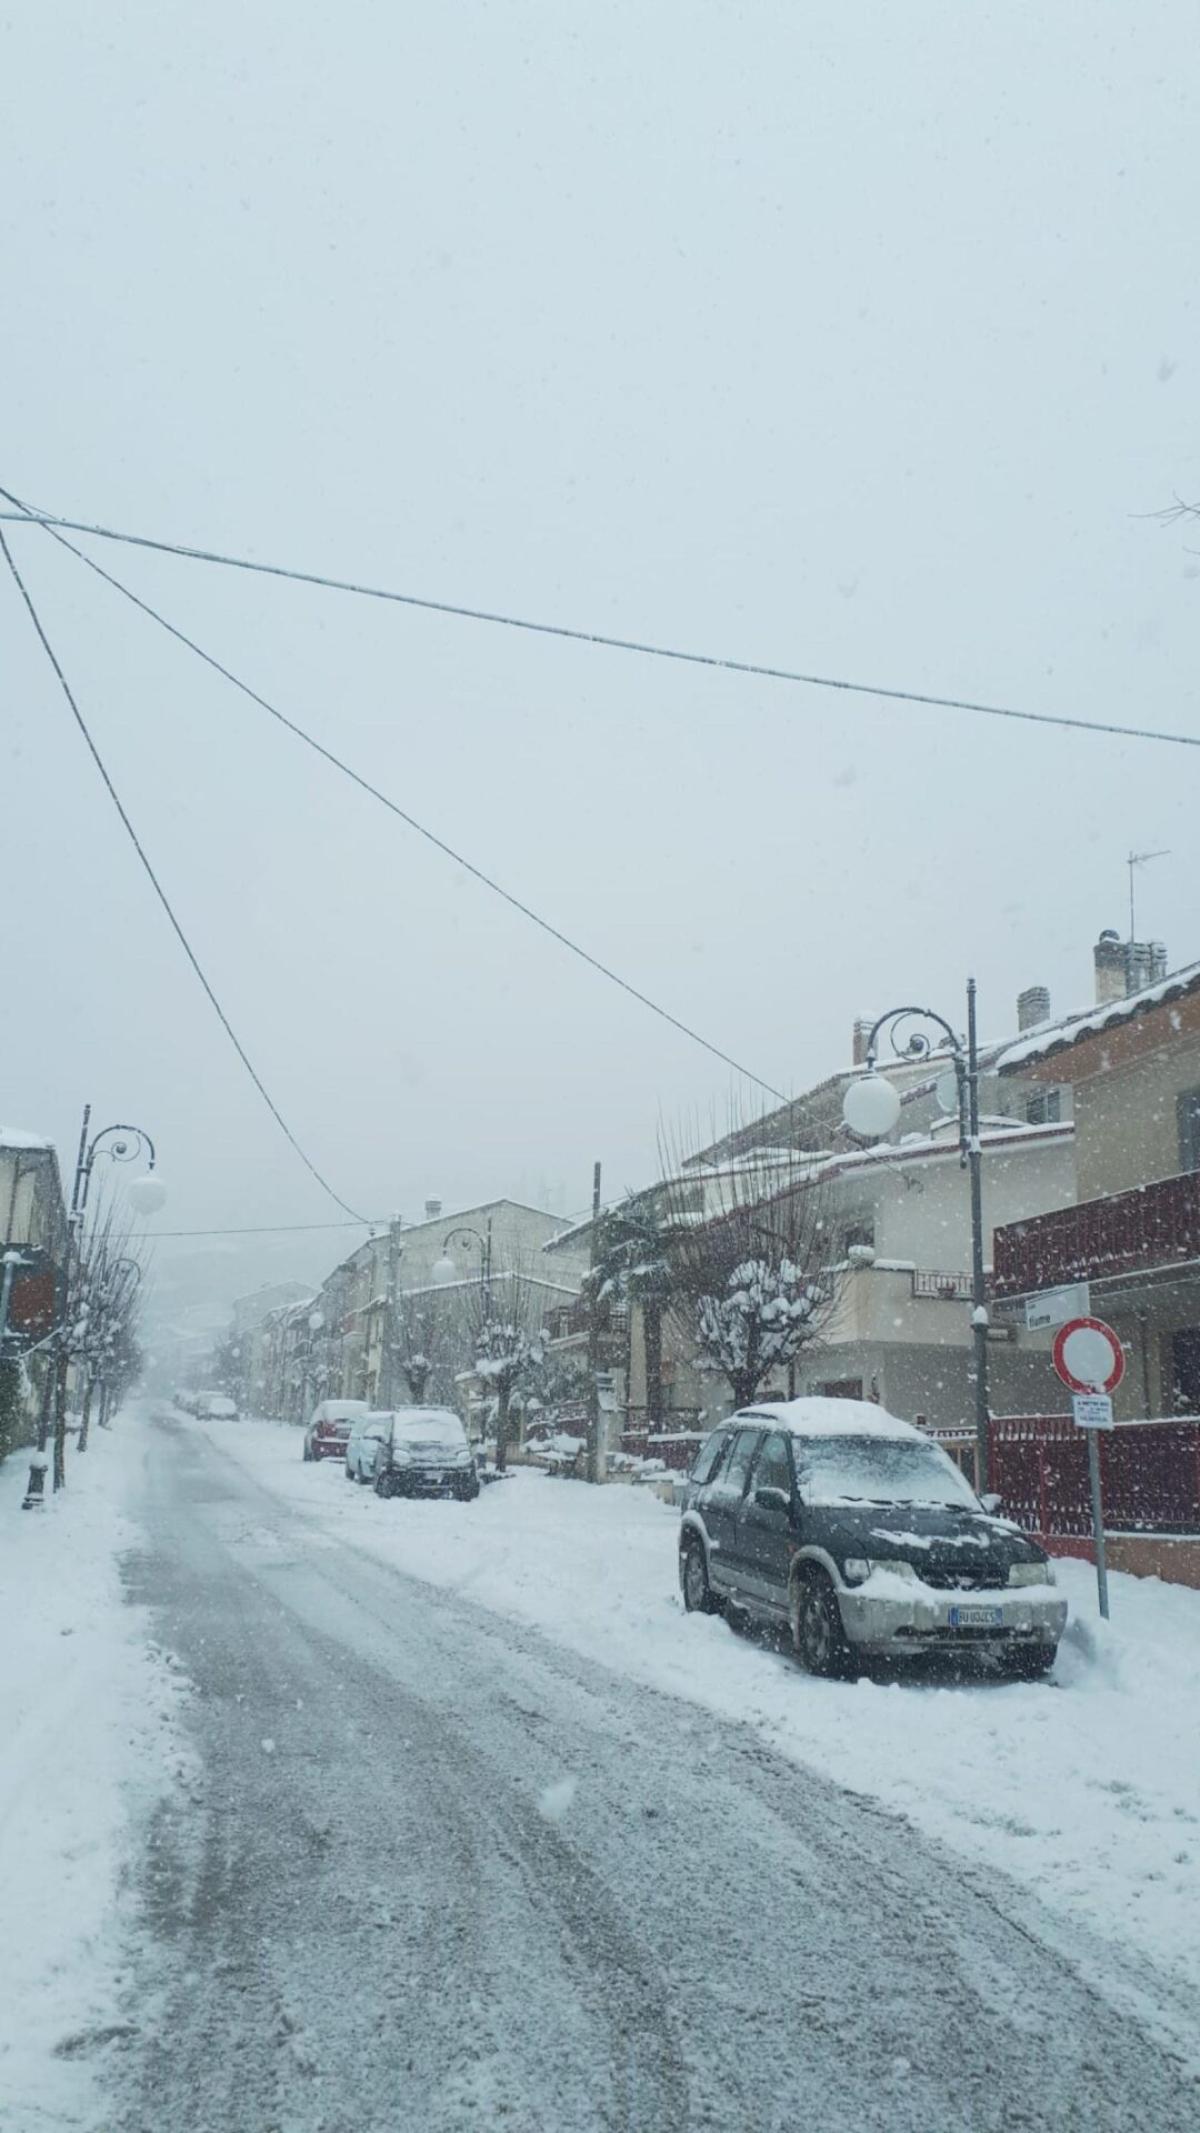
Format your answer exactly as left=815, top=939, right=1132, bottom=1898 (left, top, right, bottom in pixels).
left=811, top=1500, right=1043, bottom=1570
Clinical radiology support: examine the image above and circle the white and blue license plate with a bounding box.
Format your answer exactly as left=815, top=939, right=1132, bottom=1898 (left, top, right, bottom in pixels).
left=949, top=1605, right=1004, bottom=1629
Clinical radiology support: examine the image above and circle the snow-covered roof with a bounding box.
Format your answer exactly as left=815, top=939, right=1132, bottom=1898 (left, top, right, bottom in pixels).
left=739, top=1396, right=923, bottom=1442
left=997, top=959, right=1200, bottom=1072
left=0, top=1128, right=53, bottom=1152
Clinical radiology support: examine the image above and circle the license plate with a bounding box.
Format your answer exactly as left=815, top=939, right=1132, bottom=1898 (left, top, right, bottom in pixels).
left=949, top=1605, right=1003, bottom=1629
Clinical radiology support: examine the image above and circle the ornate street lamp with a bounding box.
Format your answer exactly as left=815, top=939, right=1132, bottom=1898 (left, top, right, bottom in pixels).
left=432, top=1221, right=493, bottom=1300
left=842, top=980, right=991, bottom=1493
left=49, top=1107, right=163, bottom=1490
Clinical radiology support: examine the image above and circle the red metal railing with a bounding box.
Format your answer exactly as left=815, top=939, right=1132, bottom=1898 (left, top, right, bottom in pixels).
left=993, top=1169, right=1200, bottom=1298
left=989, top=1414, right=1200, bottom=1537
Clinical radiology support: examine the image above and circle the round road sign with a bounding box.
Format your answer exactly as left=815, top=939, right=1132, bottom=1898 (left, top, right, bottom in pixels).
left=1052, top=1316, right=1126, bottom=1396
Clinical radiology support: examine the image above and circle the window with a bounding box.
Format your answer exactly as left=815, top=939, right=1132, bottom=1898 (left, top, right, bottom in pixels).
left=715, top=1428, right=761, bottom=1500
left=1178, top=1089, right=1200, bottom=1175
left=690, top=1429, right=730, bottom=1486
left=1025, top=1088, right=1062, bottom=1125
left=752, top=1432, right=792, bottom=1496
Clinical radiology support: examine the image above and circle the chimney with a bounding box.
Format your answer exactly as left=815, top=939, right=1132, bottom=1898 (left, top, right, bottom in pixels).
left=1017, top=985, right=1051, bottom=1033
left=852, top=1018, right=875, bottom=1066
left=1094, top=930, right=1127, bottom=1006
left=424, top=1196, right=443, bottom=1220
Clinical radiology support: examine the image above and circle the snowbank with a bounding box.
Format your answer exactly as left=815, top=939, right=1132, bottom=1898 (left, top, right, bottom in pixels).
left=0, top=1430, right=189, bottom=2130
left=203, top=1415, right=1200, bottom=2012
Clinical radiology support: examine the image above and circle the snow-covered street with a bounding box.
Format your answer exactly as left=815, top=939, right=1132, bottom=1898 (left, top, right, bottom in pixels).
left=6, top=1406, right=1199, bottom=2130
left=0, top=1429, right=190, bottom=2132
left=215, top=1410, right=1200, bottom=2024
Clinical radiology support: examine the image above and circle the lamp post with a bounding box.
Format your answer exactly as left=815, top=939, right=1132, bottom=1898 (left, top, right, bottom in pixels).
left=842, top=980, right=990, bottom=1493
left=53, top=1107, right=163, bottom=1489
left=432, top=1221, right=493, bottom=1303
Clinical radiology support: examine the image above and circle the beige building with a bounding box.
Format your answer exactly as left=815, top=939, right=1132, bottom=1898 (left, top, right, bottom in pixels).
left=242, top=1197, right=589, bottom=1423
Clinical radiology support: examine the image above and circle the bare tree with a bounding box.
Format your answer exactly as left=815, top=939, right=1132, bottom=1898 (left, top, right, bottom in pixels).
left=391, top=1290, right=447, bottom=1405
left=466, top=1266, right=546, bottom=1473
left=592, top=1194, right=677, bottom=1432
left=659, top=1122, right=838, bottom=1412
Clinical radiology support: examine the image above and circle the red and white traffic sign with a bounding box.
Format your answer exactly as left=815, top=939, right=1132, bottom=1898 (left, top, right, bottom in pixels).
left=1052, top=1316, right=1126, bottom=1396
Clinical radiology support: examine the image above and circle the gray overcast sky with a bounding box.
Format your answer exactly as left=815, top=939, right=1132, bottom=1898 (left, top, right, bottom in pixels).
left=3, top=4, right=1197, bottom=1295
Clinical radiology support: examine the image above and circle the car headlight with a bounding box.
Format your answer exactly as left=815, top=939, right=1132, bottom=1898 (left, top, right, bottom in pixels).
left=451, top=1447, right=471, bottom=1465
left=842, top=1557, right=919, bottom=1585
left=1009, top=1561, right=1053, bottom=1587
left=390, top=1445, right=413, bottom=1464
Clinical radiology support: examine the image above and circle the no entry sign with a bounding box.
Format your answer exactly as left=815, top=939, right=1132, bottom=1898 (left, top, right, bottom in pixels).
left=1052, top=1316, right=1126, bottom=1396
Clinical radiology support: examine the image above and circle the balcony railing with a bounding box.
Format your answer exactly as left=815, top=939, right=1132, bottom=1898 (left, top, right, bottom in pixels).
left=910, top=1269, right=973, bottom=1301
left=993, top=1170, right=1200, bottom=1299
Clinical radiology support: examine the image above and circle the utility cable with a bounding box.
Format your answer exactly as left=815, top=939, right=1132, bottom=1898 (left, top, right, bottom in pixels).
left=1, top=502, right=1197, bottom=751
left=0, top=526, right=370, bottom=1222
left=2, top=486, right=792, bottom=1104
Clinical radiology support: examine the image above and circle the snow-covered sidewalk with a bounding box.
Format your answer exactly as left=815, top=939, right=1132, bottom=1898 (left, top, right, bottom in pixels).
left=0, top=1429, right=188, bottom=2132
left=210, top=1409, right=1200, bottom=2020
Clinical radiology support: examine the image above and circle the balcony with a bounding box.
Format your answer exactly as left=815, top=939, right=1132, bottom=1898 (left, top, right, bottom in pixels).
left=993, top=1170, right=1200, bottom=1300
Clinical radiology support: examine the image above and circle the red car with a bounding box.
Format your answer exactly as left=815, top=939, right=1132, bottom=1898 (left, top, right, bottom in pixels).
left=302, top=1399, right=369, bottom=1462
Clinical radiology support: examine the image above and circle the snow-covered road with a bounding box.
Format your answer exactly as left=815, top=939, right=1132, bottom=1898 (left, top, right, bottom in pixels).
left=94, top=1411, right=1196, bottom=2130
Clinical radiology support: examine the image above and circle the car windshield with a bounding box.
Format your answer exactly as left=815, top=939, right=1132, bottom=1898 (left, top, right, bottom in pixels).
left=392, top=1414, right=465, bottom=1447
left=793, top=1435, right=980, bottom=1509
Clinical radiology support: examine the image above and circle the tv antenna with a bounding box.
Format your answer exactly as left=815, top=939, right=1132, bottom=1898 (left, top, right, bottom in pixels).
left=1127, top=849, right=1169, bottom=942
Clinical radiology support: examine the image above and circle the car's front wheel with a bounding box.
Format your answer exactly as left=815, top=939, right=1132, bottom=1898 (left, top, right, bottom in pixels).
left=681, top=1536, right=722, bottom=1616
left=344, top=1463, right=355, bottom=1481
left=791, top=1569, right=857, bottom=1679
left=374, top=1472, right=395, bottom=1499
left=456, top=1472, right=480, bottom=1502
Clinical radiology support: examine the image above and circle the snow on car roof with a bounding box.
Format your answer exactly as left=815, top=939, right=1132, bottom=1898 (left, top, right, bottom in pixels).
left=738, top=1397, right=925, bottom=1443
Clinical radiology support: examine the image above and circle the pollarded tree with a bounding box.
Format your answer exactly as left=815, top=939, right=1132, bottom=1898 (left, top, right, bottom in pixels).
left=661, top=1133, right=838, bottom=1412
left=467, top=1268, right=545, bottom=1474
left=592, top=1194, right=678, bottom=1433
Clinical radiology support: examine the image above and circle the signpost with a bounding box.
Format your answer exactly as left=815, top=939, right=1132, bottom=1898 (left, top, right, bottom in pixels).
left=1052, top=1316, right=1125, bottom=1620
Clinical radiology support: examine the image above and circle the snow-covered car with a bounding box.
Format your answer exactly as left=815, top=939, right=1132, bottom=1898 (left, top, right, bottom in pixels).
left=194, top=1392, right=238, bottom=1421
left=346, top=1407, right=479, bottom=1501
left=679, top=1398, right=1067, bottom=1680
left=303, top=1398, right=369, bottom=1462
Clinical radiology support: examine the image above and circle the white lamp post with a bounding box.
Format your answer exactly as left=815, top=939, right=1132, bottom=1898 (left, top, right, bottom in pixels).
left=842, top=984, right=990, bottom=1492
left=841, top=1071, right=902, bottom=1140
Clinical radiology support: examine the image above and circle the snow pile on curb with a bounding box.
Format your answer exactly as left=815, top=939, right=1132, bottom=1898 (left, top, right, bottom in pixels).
left=211, top=1413, right=1200, bottom=2009
left=0, top=1429, right=189, bottom=2131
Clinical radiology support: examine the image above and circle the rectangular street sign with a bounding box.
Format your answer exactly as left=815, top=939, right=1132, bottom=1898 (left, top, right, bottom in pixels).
left=1026, top=1282, right=1091, bottom=1331
left=1072, top=1392, right=1114, bottom=1430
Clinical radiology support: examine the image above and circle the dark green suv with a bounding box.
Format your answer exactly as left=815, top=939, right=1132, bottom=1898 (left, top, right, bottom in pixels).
left=678, top=1398, right=1066, bottom=1679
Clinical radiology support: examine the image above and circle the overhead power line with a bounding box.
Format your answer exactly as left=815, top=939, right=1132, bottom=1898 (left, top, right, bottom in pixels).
left=3, top=485, right=791, bottom=1105
left=155, top=1220, right=377, bottom=1238
left=2, top=502, right=1197, bottom=751
left=0, top=526, right=370, bottom=1223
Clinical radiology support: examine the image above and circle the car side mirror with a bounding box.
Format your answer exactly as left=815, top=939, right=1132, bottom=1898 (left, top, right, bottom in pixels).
left=979, top=1491, right=1002, bottom=1514
left=754, top=1486, right=791, bottom=1514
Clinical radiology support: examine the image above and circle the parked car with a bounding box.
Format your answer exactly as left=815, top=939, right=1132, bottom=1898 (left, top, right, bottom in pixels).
left=303, top=1398, right=369, bottom=1462
left=194, top=1391, right=238, bottom=1421
left=345, top=1407, right=479, bottom=1500
left=679, top=1398, right=1067, bottom=1680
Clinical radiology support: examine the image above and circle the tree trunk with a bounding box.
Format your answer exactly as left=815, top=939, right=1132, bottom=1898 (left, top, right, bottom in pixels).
left=52, top=1346, right=69, bottom=1490
left=644, top=1298, right=665, bottom=1434
left=495, top=1381, right=510, bottom=1473
left=78, top=1375, right=95, bottom=1454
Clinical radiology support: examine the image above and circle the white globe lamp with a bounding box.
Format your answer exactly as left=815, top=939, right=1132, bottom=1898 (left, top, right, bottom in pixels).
left=431, top=1252, right=457, bottom=1286
left=127, top=1171, right=166, bottom=1216
left=842, top=1073, right=901, bottom=1140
